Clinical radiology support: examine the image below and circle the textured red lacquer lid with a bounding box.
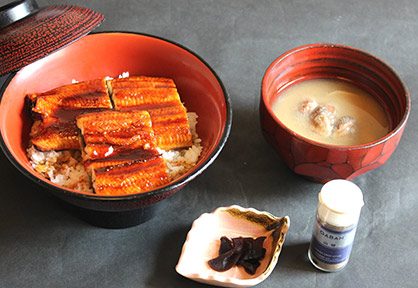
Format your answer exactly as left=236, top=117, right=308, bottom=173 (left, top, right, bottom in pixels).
left=0, top=0, right=105, bottom=76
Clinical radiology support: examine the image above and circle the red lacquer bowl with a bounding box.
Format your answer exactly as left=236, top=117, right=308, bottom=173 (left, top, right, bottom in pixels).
left=260, top=43, right=410, bottom=183
left=0, top=32, right=232, bottom=228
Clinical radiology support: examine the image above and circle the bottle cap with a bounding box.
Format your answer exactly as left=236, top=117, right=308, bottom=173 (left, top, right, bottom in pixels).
left=318, top=179, right=364, bottom=227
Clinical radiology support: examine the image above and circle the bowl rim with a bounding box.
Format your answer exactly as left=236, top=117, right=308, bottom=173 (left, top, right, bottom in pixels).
left=261, top=42, right=411, bottom=150
left=0, top=31, right=233, bottom=202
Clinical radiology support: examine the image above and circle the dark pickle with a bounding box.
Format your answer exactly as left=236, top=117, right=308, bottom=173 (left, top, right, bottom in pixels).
left=208, top=236, right=266, bottom=275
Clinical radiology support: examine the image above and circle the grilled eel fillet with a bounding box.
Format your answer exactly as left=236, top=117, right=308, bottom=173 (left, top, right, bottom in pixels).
left=108, top=76, right=192, bottom=150
left=29, top=78, right=112, bottom=121
left=76, top=110, right=157, bottom=161
left=91, top=156, right=170, bottom=196
left=27, top=78, right=111, bottom=151
left=107, top=76, right=182, bottom=110
left=148, top=105, right=193, bottom=150
left=30, top=120, right=80, bottom=151
left=28, top=76, right=192, bottom=152
left=76, top=110, right=169, bottom=195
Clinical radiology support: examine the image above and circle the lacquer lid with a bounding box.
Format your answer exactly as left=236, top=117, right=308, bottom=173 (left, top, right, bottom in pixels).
left=0, top=0, right=104, bottom=76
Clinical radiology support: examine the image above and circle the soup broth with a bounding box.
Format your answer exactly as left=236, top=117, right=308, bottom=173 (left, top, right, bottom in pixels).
left=272, top=78, right=389, bottom=146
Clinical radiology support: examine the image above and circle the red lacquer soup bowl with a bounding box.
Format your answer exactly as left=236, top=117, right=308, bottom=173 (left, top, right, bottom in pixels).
left=0, top=32, right=232, bottom=228
left=260, top=43, right=410, bottom=183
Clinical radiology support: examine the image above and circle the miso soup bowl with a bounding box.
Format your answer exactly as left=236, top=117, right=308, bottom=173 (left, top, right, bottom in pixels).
left=260, top=43, right=410, bottom=183
left=0, top=32, right=232, bottom=228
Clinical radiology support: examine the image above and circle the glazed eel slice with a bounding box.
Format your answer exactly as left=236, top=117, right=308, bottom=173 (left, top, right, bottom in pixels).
left=147, top=104, right=193, bottom=150
left=90, top=156, right=170, bottom=195
left=76, top=110, right=157, bottom=161
left=30, top=119, right=80, bottom=151
left=29, top=78, right=112, bottom=121
left=107, top=76, right=182, bottom=110
left=27, top=78, right=112, bottom=151
left=108, top=76, right=193, bottom=150
left=76, top=109, right=169, bottom=195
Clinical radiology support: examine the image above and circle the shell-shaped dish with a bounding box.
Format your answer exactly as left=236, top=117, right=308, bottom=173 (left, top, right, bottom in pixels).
left=176, top=205, right=290, bottom=287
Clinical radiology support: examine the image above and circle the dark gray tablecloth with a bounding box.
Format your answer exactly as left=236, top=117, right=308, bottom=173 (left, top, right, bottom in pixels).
left=1, top=0, right=416, bottom=287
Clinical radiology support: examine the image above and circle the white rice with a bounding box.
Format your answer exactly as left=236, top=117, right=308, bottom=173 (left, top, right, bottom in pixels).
left=27, top=113, right=202, bottom=193
left=27, top=147, right=93, bottom=192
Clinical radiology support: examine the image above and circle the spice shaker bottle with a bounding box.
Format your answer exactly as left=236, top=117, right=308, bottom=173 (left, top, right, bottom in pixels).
left=308, top=179, right=364, bottom=272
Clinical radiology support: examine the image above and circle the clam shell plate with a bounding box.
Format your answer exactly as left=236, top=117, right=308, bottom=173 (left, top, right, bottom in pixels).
left=176, top=205, right=290, bottom=287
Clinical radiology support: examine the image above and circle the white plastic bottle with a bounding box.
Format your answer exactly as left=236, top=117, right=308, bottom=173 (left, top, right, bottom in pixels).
left=308, top=179, right=364, bottom=272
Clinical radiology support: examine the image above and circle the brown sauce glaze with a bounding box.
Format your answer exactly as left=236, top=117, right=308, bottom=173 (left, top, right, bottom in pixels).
left=83, top=147, right=160, bottom=165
